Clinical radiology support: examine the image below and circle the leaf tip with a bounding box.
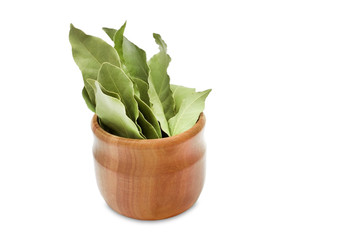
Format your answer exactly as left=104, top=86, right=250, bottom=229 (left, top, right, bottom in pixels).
left=120, top=21, right=127, bottom=32
left=153, top=33, right=167, bottom=52
left=69, top=24, right=76, bottom=40
left=69, top=23, right=77, bottom=31
left=204, top=89, right=212, bottom=97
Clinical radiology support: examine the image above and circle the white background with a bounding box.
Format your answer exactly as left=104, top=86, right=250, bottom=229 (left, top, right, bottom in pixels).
left=0, top=0, right=359, bottom=239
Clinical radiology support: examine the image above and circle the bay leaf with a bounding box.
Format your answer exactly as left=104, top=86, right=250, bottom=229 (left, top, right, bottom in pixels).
left=86, top=79, right=143, bottom=139
left=169, top=89, right=211, bottom=136
left=69, top=24, right=120, bottom=106
left=132, top=77, right=150, bottom=106
left=113, top=22, right=149, bottom=82
left=137, top=112, right=160, bottom=139
left=97, top=63, right=139, bottom=122
left=148, top=34, right=175, bottom=135
left=97, top=82, right=120, bottom=100
left=170, top=84, right=195, bottom=114
left=103, top=24, right=150, bottom=105
left=135, top=95, right=161, bottom=138
left=90, top=72, right=146, bottom=138
left=102, top=27, right=117, bottom=41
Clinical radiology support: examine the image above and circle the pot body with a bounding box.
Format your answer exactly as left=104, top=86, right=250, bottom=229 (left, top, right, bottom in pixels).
left=91, top=113, right=206, bottom=220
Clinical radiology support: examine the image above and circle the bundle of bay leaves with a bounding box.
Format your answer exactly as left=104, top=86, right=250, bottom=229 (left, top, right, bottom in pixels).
left=69, top=22, right=211, bottom=139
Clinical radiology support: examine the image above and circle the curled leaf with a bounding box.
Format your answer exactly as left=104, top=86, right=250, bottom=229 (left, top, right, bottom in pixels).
left=169, top=89, right=211, bottom=136
left=86, top=79, right=143, bottom=139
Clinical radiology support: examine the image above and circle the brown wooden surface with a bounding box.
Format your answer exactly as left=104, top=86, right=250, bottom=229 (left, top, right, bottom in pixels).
left=91, top=113, right=206, bottom=220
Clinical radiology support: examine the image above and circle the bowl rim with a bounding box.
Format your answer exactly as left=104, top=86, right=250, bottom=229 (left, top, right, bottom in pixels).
left=91, top=113, right=206, bottom=148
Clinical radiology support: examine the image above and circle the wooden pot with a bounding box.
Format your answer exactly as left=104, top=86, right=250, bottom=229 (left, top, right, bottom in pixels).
left=91, top=113, right=206, bottom=220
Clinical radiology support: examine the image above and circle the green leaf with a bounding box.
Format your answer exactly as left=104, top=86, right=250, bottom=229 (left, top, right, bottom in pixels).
left=113, top=22, right=126, bottom=61
left=69, top=24, right=120, bottom=106
left=95, top=65, right=145, bottom=138
left=148, top=34, right=175, bottom=135
left=82, top=87, right=95, bottom=112
left=135, top=95, right=161, bottom=138
left=170, top=84, right=195, bottom=114
left=86, top=79, right=143, bottom=139
left=114, top=22, right=149, bottom=82
left=137, top=112, right=160, bottom=139
left=147, top=81, right=169, bottom=135
left=102, top=27, right=117, bottom=41
left=132, top=77, right=150, bottom=106
left=97, top=63, right=139, bottom=122
left=169, top=89, right=211, bottom=136
left=103, top=23, right=150, bottom=105
left=97, top=82, right=120, bottom=100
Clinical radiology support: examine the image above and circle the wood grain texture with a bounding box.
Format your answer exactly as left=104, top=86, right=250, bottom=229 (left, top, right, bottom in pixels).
left=91, top=113, right=206, bottom=220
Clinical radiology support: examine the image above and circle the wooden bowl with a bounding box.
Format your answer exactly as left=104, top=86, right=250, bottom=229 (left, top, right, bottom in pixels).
left=91, top=113, right=206, bottom=220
